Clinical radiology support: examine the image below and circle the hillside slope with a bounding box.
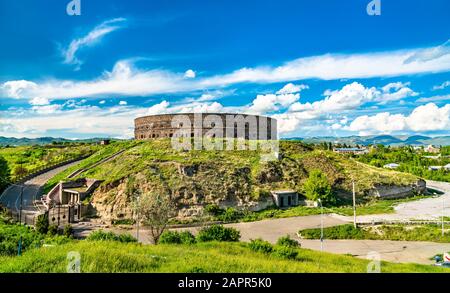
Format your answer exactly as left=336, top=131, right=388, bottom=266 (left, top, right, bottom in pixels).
left=46, top=140, right=421, bottom=223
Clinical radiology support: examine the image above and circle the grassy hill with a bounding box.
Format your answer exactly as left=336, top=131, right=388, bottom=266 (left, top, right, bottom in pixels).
left=0, top=239, right=444, bottom=273
left=41, top=139, right=420, bottom=223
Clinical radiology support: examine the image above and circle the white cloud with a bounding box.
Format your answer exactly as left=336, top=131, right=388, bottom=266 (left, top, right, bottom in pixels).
left=289, top=82, right=378, bottom=117
left=62, top=18, right=127, bottom=69
left=249, top=93, right=300, bottom=114
left=29, top=97, right=50, bottom=106
left=416, top=94, right=450, bottom=103
left=404, top=40, right=450, bottom=64
left=119, top=100, right=127, bottom=105
left=347, top=103, right=450, bottom=135
left=376, top=82, right=418, bottom=103
left=2, top=40, right=450, bottom=100
left=184, top=69, right=196, bottom=78
left=276, top=83, right=308, bottom=94
left=1, top=80, right=37, bottom=99
left=433, top=80, right=450, bottom=90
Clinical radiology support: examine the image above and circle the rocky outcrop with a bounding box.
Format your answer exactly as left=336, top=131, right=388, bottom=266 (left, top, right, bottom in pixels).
left=368, top=180, right=426, bottom=199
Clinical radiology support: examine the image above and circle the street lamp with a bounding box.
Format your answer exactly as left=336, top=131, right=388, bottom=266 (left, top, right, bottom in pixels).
left=136, top=195, right=140, bottom=242
left=318, top=198, right=323, bottom=252
left=442, top=195, right=445, bottom=237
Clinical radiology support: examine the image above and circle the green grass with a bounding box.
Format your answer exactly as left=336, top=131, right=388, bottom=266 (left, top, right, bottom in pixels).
left=0, top=240, right=446, bottom=273
left=300, top=224, right=450, bottom=243
left=0, top=144, right=98, bottom=181
left=43, top=140, right=140, bottom=193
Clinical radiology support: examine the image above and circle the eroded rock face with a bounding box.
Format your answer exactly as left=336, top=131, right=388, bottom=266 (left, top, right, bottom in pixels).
left=368, top=180, right=427, bottom=199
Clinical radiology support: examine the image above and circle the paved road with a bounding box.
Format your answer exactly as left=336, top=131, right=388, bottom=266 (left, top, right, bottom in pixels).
left=300, top=239, right=450, bottom=265
left=332, top=180, right=450, bottom=223
left=0, top=161, right=82, bottom=222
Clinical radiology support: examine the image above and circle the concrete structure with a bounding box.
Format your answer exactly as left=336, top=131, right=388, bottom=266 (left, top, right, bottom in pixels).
left=424, top=145, right=440, bottom=154
left=271, top=190, right=299, bottom=208
left=134, top=113, right=277, bottom=140
left=333, top=147, right=369, bottom=155
left=45, top=178, right=103, bottom=205
left=384, top=163, right=400, bottom=169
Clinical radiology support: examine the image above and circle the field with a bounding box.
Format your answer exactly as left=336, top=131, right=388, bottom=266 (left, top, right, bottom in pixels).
left=0, top=239, right=446, bottom=273
left=299, top=224, right=450, bottom=243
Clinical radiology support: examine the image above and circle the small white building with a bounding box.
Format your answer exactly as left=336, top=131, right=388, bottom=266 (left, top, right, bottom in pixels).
left=384, top=163, right=400, bottom=169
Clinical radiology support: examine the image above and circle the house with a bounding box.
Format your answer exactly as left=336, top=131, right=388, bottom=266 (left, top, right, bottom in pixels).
left=384, top=163, right=400, bottom=169
left=271, top=190, right=299, bottom=208
left=333, top=147, right=369, bottom=155
left=100, top=139, right=110, bottom=145
left=424, top=145, right=440, bottom=154
left=428, top=166, right=443, bottom=171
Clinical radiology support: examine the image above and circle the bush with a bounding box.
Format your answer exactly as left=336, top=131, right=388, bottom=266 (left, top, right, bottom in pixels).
left=159, top=230, right=196, bottom=245
left=159, top=231, right=182, bottom=244
left=197, top=225, right=240, bottom=242
left=63, top=225, right=74, bottom=237
left=300, top=224, right=366, bottom=240
left=217, top=207, right=241, bottom=222
left=204, top=204, right=223, bottom=216
left=86, top=230, right=137, bottom=243
left=35, top=213, right=49, bottom=234
left=179, top=231, right=196, bottom=244
left=248, top=239, right=273, bottom=254
left=272, top=246, right=298, bottom=260
left=303, top=169, right=336, bottom=206
left=276, top=235, right=300, bottom=248
left=47, top=224, right=58, bottom=236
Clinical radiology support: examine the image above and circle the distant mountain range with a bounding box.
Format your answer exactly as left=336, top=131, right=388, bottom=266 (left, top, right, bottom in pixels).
left=0, top=136, right=119, bottom=146
left=285, top=135, right=450, bottom=146
left=1, top=135, right=450, bottom=147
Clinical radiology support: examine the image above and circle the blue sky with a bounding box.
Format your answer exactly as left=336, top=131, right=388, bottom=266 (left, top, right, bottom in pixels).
left=0, top=0, right=449, bottom=139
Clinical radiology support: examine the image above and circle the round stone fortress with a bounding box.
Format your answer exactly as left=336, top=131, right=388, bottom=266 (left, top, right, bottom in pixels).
left=134, top=113, right=277, bottom=140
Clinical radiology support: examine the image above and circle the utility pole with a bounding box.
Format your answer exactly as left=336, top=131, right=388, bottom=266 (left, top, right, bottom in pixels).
left=136, top=195, right=140, bottom=242
left=19, top=185, right=24, bottom=224
left=443, top=196, right=445, bottom=237
left=352, top=180, right=357, bottom=228
left=318, top=199, right=323, bottom=252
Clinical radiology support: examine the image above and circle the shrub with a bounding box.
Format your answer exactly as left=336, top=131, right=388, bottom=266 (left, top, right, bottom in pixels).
left=197, top=225, right=240, bottom=242
left=272, top=246, right=298, bottom=260
left=204, top=204, right=223, bottom=216
left=63, top=225, right=74, bottom=237
left=276, top=235, right=300, bottom=248
left=159, top=231, right=182, bottom=244
left=218, top=207, right=241, bottom=222
left=47, top=224, right=58, bottom=236
left=87, top=230, right=137, bottom=243
left=248, top=239, right=273, bottom=254
left=35, top=213, right=49, bottom=234
left=179, top=231, right=196, bottom=244
left=159, top=230, right=196, bottom=245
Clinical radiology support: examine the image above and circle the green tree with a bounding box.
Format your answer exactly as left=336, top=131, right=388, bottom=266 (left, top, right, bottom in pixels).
left=0, top=155, right=10, bottom=192
left=303, top=170, right=335, bottom=205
